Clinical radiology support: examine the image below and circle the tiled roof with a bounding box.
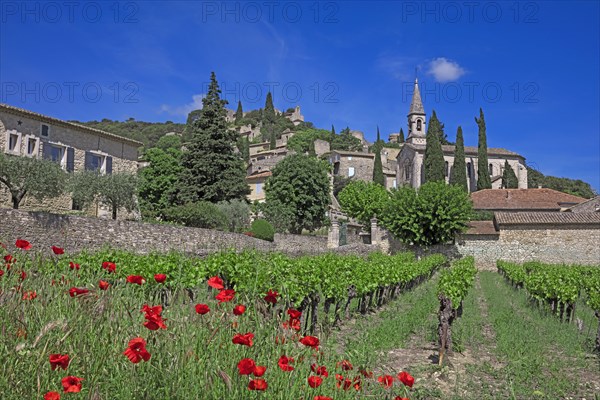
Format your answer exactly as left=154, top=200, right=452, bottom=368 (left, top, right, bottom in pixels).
left=331, top=150, right=374, bottom=158
left=494, top=211, right=600, bottom=226
left=0, top=103, right=143, bottom=146
left=400, top=143, right=523, bottom=158
left=246, top=171, right=272, bottom=180
left=472, top=189, right=587, bottom=211
left=565, top=196, right=600, bottom=212
left=463, top=220, right=499, bottom=235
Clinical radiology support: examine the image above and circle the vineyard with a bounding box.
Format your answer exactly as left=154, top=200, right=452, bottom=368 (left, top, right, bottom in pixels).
left=1, top=239, right=599, bottom=399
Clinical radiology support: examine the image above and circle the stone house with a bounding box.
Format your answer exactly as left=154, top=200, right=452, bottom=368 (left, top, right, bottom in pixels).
left=283, top=106, right=305, bottom=126
left=0, top=103, right=141, bottom=218
left=471, top=188, right=588, bottom=213
left=329, top=150, right=375, bottom=182
left=396, top=79, right=528, bottom=191
left=246, top=171, right=271, bottom=202
left=564, top=196, right=600, bottom=212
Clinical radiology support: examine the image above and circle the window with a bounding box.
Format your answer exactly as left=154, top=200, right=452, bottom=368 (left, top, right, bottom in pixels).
left=392, top=179, right=397, bottom=188
left=72, top=198, right=83, bottom=211
left=8, top=132, right=20, bottom=153
left=445, top=161, right=449, bottom=177
left=467, top=162, right=472, bottom=178
left=489, top=163, right=493, bottom=176
left=26, top=137, right=39, bottom=157
left=256, top=183, right=262, bottom=194
left=348, top=167, right=355, bottom=177
left=85, top=151, right=107, bottom=173
left=404, top=162, right=411, bottom=180
left=49, top=145, right=64, bottom=163
left=41, top=124, right=49, bottom=137
left=416, top=119, right=422, bottom=131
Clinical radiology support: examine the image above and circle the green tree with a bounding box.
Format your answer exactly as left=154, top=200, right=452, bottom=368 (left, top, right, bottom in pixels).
left=216, top=199, right=250, bottom=232
left=287, top=128, right=331, bottom=154
left=381, top=181, right=472, bottom=246
left=178, top=72, right=249, bottom=203
left=264, top=154, right=330, bottom=234
left=338, top=180, right=390, bottom=228
left=235, top=100, right=243, bottom=124
left=501, top=160, right=519, bottom=188
left=163, top=201, right=228, bottom=229
left=476, top=108, right=492, bottom=190
left=373, top=150, right=385, bottom=186
left=154, top=134, right=181, bottom=152
left=332, top=127, right=363, bottom=152
left=270, top=131, right=276, bottom=150
left=70, top=171, right=138, bottom=220
left=0, top=153, right=66, bottom=209
left=449, top=126, right=468, bottom=192
left=399, top=128, right=405, bottom=143
left=138, top=147, right=182, bottom=220
left=423, top=110, right=445, bottom=183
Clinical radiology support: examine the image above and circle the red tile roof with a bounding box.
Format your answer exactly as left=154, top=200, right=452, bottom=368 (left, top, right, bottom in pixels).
left=246, top=171, right=272, bottom=181
left=471, top=189, right=587, bottom=211
left=494, top=211, right=600, bottom=226
left=463, top=220, right=499, bottom=235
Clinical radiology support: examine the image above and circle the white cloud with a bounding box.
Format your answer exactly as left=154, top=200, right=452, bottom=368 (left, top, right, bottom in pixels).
left=427, top=58, right=466, bottom=82
left=159, top=94, right=205, bottom=117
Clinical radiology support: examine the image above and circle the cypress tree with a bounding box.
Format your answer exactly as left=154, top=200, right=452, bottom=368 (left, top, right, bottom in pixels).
left=502, top=160, right=519, bottom=188
left=242, top=137, right=250, bottom=163
left=373, top=150, right=385, bottom=186
left=270, top=131, right=276, bottom=150
left=179, top=72, right=249, bottom=203
left=423, top=110, right=446, bottom=183
left=262, top=92, right=276, bottom=143
left=449, top=126, right=468, bottom=192
left=235, top=100, right=243, bottom=123
left=476, top=108, right=492, bottom=190
left=330, top=125, right=335, bottom=145
left=398, top=128, right=405, bottom=143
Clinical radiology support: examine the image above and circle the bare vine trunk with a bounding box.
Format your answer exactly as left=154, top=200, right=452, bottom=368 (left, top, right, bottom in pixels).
left=438, top=295, right=454, bottom=366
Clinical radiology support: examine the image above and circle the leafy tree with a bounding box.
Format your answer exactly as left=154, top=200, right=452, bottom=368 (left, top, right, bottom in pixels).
left=381, top=181, right=472, bottom=246
left=399, top=128, right=405, bottom=143
left=154, top=134, right=182, bottom=152
left=0, top=153, right=66, bottom=209
left=501, top=160, right=519, bottom=189
left=338, top=180, right=390, bottom=228
left=70, top=171, right=138, bottom=220
left=163, top=201, right=228, bottom=230
left=527, top=166, right=595, bottom=198
left=332, top=127, right=363, bottom=152
left=259, top=200, right=295, bottom=233
left=215, top=199, right=250, bottom=232
left=476, top=108, right=492, bottom=190
left=449, top=126, right=468, bottom=192
left=423, top=110, right=445, bottom=183
left=138, top=147, right=182, bottom=220
left=264, top=154, right=330, bottom=234
left=178, top=72, right=249, bottom=203
left=287, top=128, right=331, bottom=154
left=333, top=175, right=353, bottom=198
left=235, top=100, right=243, bottom=124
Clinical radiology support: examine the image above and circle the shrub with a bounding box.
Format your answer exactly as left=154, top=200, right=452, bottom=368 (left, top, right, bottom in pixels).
left=216, top=199, right=251, bottom=233
left=251, top=219, right=275, bottom=242
left=163, top=202, right=228, bottom=230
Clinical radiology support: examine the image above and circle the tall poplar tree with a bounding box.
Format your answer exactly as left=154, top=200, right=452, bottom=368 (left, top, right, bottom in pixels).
left=234, top=100, right=243, bottom=123
left=373, top=126, right=385, bottom=186
left=398, top=128, right=405, bottom=143
left=262, top=92, right=276, bottom=142
left=178, top=72, right=249, bottom=203
left=449, top=126, right=468, bottom=192
left=423, top=110, right=445, bottom=183
left=476, top=108, right=492, bottom=190
left=502, top=160, right=519, bottom=188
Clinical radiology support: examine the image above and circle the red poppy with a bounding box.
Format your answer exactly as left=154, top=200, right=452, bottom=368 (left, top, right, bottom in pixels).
left=126, top=275, right=145, bottom=285
left=314, top=397, right=333, bottom=400
left=99, top=280, right=110, bottom=290
left=51, top=246, right=64, bottom=255
left=4, top=254, right=15, bottom=263
left=307, top=376, right=323, bottom=388
left=102, top=261, right=116, bottom=273
left=359, top=367, right=373, bottom=378
left=207, top=276, right=224, bottom=290
left=195, top=304, right=210, bottom=315
left=352, top=376, right=362, bottom=391
left=69, top=262, right=80, bottom=270
left=398, top=371, right=414, bottom=388
left=264, top=289, right=279, bottom=304
left=311, top=363, right=329, bottom=377
left=335, top=374, right=353, bottom=390
left=215, top=289, right=235, bottom=303
left=68, top=287, right=89, bottom=297
left=232, top=332, right=254, bottom=347
left=248, top=379, right=268, bottom=391
left=49, top=354, right=70, bottom=371
left=287, top=309, right=302, bottom=319
left=144, top=314, right=167, bottom=330
left=277, top=355, right=294, bottom=371
left=233, top=304, right=246, bottom=316
left=237, top=358, right=256, bottom=375
left=19, top=270, right=26, bottom=281
left=378, top=375, right=394, bottom=388
left=15, top=239, right=32, bottom=250
left=123, top=337, right=151, bottom=364
left=300, top=335, right=320, bottom=349
left=61, top=376, right=83, bottom=393
left=253, top=365, right=267, bottom=377
left=141, top=304, right=162, bottom=316
left=0, top=270, right=4, bottom=278
left=393, top=397, right=410, bottom=400
left=44, top=392, right=61, bottom=400
left=337, top=359, right=353, bottom=371
left=22, top=291, right=37, bottom=300
left=154, top=274, right=167, bottom=283
left=283, top=318, right=301, bottom=331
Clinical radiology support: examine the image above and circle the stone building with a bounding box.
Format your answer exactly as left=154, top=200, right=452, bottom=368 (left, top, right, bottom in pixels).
left=246, top=171, right=271, bottom=202
left=330, top=150, right=375, bottom=182
left=396, top=79, right=528, bottom=191
left=0, top=103, right=141, bottom=218
left=283, top=106, right=304, bottom=126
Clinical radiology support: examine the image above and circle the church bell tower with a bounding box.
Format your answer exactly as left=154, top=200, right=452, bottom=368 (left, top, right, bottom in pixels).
left=406, top=78, right=427, bottom=145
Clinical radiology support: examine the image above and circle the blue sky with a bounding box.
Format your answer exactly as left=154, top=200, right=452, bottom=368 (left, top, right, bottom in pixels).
left=1, top=1, right=599, bottom=190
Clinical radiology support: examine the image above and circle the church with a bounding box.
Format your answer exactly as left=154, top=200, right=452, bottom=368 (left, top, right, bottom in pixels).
left=396, top=79, right=528, bottom=192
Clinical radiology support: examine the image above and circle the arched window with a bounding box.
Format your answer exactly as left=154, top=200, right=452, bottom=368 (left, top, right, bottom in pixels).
left=445, top=161, right=449, bottom=177
left=489, top=163, right=493, bottom=176
left=404, top=162, right=411, bottom=180
left=416, top=119, right=422, bottom=131
left=467, top=162, right=472, bottom=178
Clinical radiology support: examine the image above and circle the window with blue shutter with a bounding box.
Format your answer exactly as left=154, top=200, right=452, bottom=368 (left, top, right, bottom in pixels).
left=66, top=148, right=75, bottom=172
